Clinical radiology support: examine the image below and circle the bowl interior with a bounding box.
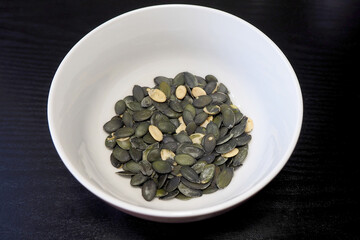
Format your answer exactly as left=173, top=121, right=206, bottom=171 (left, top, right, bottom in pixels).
left=48, top=5, right=302, bottom=218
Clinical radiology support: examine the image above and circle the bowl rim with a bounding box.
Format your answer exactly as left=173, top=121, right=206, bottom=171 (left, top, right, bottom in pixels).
left=48, top=4, right=303, bottom=220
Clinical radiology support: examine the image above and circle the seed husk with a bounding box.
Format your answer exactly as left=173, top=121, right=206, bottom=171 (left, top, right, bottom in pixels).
left=175, top=154, right=196, bottom=166
left=178, top=182, right=202, bottom=198
left=180, top=166, right=200, bottom=183
left=193, top=95, right=213, bottom=108
left=103, top=118, right=123, bottom=133
left=114, top=127, right=135, bottom=138
left=142, top=179, right=157, bottom=201
left=175, top=85, right=187, bottom=99
left=216, top=167, right=234, bottom=189
left=115, top=100, right=126, bottom=115
left=147, top=88, right=167, bottom=102
left=148, top=125, right=163, bottom=142
left=152, top=160, right=172, bottom=174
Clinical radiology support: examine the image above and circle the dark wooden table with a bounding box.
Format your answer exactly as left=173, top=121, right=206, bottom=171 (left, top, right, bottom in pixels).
left=1, top=1, right=359, bottom=239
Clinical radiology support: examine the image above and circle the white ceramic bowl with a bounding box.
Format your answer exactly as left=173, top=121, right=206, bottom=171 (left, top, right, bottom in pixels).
left=48, top=4, right=303, bottom=222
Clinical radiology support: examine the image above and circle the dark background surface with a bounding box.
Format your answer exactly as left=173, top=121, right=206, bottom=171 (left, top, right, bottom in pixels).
left=1, top=0, right=359, bottom=239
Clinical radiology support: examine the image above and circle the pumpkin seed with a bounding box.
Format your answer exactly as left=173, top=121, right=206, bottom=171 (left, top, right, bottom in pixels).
left=185, top=121, right=197, bottom=135
left=154, top=76, right=172, bottom=85
left=169, top=100, right=183, bottom=113
left=198, top=153, right=217, bottom=164
left=194, top=112, right=208, bottom=125
left=116, top=171, right=135, bottom=177
left=200, top=115, right=213, bottom=128
left=232, top=145, right=248, bottom=167
left=116, top=137, right=131, bottom=150
left=181, top=177, right=211, bottom=190
left=203, top=104, right=220, bottom=115
left=215, top=138, right=237, bottom=154
left=141, top=96, right=153, bottom=108
left=202, top=133, right=216, bottom=153
left=147, top=88, right=167, bottom=103
left=114, top=127, right=135, bottom=138
left=204, top=81, right=217, bottom=94
left=142, top=179, right=157, bottom=201
left=210, top=92, right=228, bottom=104
left=161, top=142, right=179, bottom=152
left=205, top=74, right=218, bottom=83
left=216, top=167, right=234, bottom=189
left=191, top=87, right=207, bottom=98
left=175, top=154, right=196, bottom=166
left=103, top=118, right=123, bottom=133
left=133, top=85, right=145, bottom=102
left=230, top=117, right=247, bottom=138
left=105, top=135, right=116, bottom=149
left=213, top=155, right=228, bottom=166
left=160, top=189, right=179, bottom=200
left=157, top=174, right=168, bottom=189
left=174, top=131, right=192, bottom=143
left=126, top=101, right=143, bottom=112
left=129, top=147, right=142, bottom=162
left=217, top=83, right=228, bottom=94
left=139, top=159, right=153, bottom=176
left=182, top=110, right=194, bottom=125
left=180, top=166, right=200, bottom=183
left=143, top=132, right=157, bottom=144
left=178, top=182, right=202, bottom=198
left=148, top=125, right=163, bottom=142
left=112, top=146, right=131, bottom=163
left=176, top=143, right=205, bottom=159
left=130, top=137, right=147, bottom=150
left=193, top=95, right=212, bottom=108
left=133, top=109, right=153, bottom=122
left=157, top=121, right=176, bottom=134
left=245, top=117, right=254, bottom=133
left=222, top=148, right=239, bottom=158
left=110, top=153, right=122, bottom=168
left=183, top=72, right=198, bottom=88
left=184, top=104, right=196, bottom=117
left=123, top=161, right=142, bottom=173
left=175, top=85, right=187, bottom=99
left=235, top=133, right=252, bottom=146
left=135, top=122, right=150, bottom=137
left=156, top=188, right=168, bottom=198
left=115, top=100, right=126, bottom=115
left=165, top=176, right=181, bottom=192
left=206, top=121, right=220, bottom=140
left=221, top=107, right=236, bottom=129
left=152, top=160, right=172, bottom=174
left=191, top=160, right=207, bottom=174
left=158, top=81, right=171, bottom=99
left=147, top=148, right=162, bottom=162
left=200, top=164, right=216, bottom=184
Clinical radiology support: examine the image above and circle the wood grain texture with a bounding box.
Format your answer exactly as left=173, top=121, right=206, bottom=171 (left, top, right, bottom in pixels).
left=1, top=0, right=359, bottom=239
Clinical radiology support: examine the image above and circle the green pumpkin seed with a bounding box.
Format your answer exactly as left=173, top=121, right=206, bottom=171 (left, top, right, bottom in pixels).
left=152, top=160, right=172, bottom=174
left=159, top=81, right=171, bottom=99
left=232, top=145, right=248, bottom=167
left=213, top=155, right=228, bottom=166
left=235, top=133, right=252, bottom=146
left=180, top=166, right=200, bottom=183
left=116, top=171, right=135, bottom=177
left=203, top=104, right=220, bottom=115
left=206, top=121, right=220, bottom=140
left=215, top=138, right=237, bottom=154
left=200, top=164, right=216, bottom=184
left=193, top=95, right=212, bottom=108
left=185, top=121, right=197, bottom=135
left=217, top=83, right=228, bottom=94
left=105, top=135, right=116, bottom=149
left=204, top=81, right=217, bottom=94
left=154, top=76, right=172, bottom=86
left=166, top=176, right=181, bottom=191
left=218, top=126, right=228, bottom=139
left=141, top=96, right=153, bottom=108
left=198, top=153, right=217, bottom=164
left=194, top=112, right=208, bottom=125
left=195, top=126, right=207, bottom=135
left=173, top=72, right=186, bottom=86
left=202, top=133, right=216, bottom=153
left=174, top=131, right=192, bottom=143
left=142, top=142, right=159, bottom=161
left=114, top=127, right=135, bottom=138
left=135, top=122, right=150, bottom=137
left=133, top=109, right=153, bottom=122
left=162, top=142, right=179, bottom=152
left=202, top=184, right=218, bottom=194
left=216, top=167, right=234, bottom=189
left=213, top=114, right=223, bottom=128
left=176, top=143, right=205, bottom=159
left=175, top=154, right=196, bottom=166
left=230, top=105, right=244, bottom=124
left=221, top=108, right=236, bottom=129
left=139, top=159, right=153, bottom=176
left=150, top=111, right=169, bottom=126
left=110, top=153, right=122, bottom=168
left=123, top=160, right=142, bottom=173
left=142, top=179, right=157, bottom=201
left=160, top=189, right=179, bottom=200
left=230, top=117, right=247, bottom=138
left=183, top=72, right=198, bottom=88
left=116, top=137, right=131, bottom=150
left=195, top=76, right=207, bottom=88
left=103, top=118, right=123, bottom=133
left=130, top=137, right=147, bottom=150
left=191, top=160, right=207, bottom=174
left=181, top=177, right=211, bottom=190
left=178, top=182, right=202, bottom=198
left=147, top=148, right=161, bottom=162
left=210, top=92, right=228, bottom=104
left=122, top=111, right=133, bottom=128
left=169, top=100, right=183, bottom=113
left=115, top=100, right=126, bottom=115
left=157, top=121, right=176, bottom=134
left=133, top=85, right=145, bottom=102
left=129, top=147, right=142, bottom=162
left=157, top=174, right=168, bottom=189
left=182, top=110, right=194, bottom=125
left=205, top=74, right=218, bottom=83
left=143, top=132, right=157, bottom=144
left=176, top=193, right=192, bottom=200
left=156, top=188, right=168, bottom=198
left=112, top=146, right=131, bottom=163
left=126, top=101, right=143, bottom=112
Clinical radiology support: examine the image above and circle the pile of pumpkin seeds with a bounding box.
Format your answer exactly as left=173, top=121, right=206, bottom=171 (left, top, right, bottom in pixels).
left=103, top=72, right=253, bottom=201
